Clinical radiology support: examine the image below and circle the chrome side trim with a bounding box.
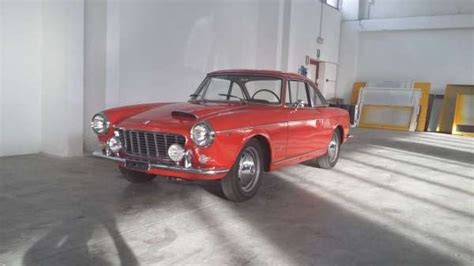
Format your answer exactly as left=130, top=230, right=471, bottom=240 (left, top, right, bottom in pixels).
left=92, top=151, right=229, bottom=175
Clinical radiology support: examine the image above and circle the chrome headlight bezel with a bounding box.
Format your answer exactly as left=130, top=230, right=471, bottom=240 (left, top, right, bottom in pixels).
left=91, top=112, right=110, bottom=135
left=190, top=122, right=215, bottom=147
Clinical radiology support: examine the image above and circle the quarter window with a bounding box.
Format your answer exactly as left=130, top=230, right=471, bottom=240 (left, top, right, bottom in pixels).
left=287, top=80, right=311, bottom=107
left=308, top=83, right=327, bottom=106
left=286, top=80, right=327, bottom=107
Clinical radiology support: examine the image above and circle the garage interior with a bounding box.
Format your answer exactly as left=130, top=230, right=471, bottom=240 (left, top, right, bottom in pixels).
left=1, top=0, right=473, bottom=265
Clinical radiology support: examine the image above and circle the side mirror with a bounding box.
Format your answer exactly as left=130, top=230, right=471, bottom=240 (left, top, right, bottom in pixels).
left=294, top=100, right=305, bottom=109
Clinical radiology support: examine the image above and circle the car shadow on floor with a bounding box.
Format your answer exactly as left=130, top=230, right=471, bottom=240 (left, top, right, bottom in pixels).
left=10, top=161, right=462, bottom=265
left=21, top=183, right=147, bottom=266
left=198, top=173, right=461, bottom=265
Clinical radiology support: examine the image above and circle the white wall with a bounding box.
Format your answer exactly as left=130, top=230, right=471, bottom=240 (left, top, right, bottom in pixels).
left=96, top=0, right=342, bottom=107
left=341, top=0, right=359, bottom=21
left=287, top=0, right=341, bottom=98
left=1, top=0, right=343, bottom=156
left=84, top=0, right=107, bottom=152
left=114, top=0, right=284, bottom=106
left=0, top=0, right=42, bottom=157
left=365, top=0, right=474, bottom=19
left=41, top=0, right=84, bottom=157
left=317, top=4, right=341, bottom=98
left=356, top=29, right=474, bottom=94
left=337, top=0, right=474, bottom=103
left=336, top=22, right=360, bottom=101
left=288, top=1, right=341, bottom=71
left=0, top=0, right=84, bottom=157
left=108, top=0, right=343, bottom=106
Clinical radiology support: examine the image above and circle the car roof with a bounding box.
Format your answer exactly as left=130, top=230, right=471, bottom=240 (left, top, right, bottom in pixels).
left=207, top=69, right=307, bottom=80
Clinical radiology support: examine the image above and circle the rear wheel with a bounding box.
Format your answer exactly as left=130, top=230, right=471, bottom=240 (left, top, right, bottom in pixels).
left=316, top=130, right=341, bottom=169
left=221, top=139, right=263, bottom=202
left=120, top=167, right=157, bottom=183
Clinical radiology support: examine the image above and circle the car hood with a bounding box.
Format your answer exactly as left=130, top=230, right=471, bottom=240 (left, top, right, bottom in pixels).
left=117, top=102, right=246, bottom=130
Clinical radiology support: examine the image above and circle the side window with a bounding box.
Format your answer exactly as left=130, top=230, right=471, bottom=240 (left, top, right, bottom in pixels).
left=308, top=83, right=327, bottom=106
left=245, top=79, right=282, bottom=104
left=287, top=80, right=311, bottom=107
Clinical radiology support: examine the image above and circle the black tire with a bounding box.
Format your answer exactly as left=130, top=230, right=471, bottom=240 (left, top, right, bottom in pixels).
left=316, top=130, right=341, bottom=169
left=119, top=167, right=157, bottom=183
left=221, top=139, right=263, bottom=202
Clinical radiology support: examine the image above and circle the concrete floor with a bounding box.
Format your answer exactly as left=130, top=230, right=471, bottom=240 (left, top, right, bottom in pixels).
left=0, top=128, right=473, bottom=265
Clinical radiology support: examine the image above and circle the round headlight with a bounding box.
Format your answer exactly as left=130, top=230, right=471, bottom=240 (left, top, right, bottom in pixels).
left=168, top=144, right=185, bottom=162
left=190, top=122, right=215, bottom=147
left=107, top=136, right=122, bottom=154
left=91, top=113, right=110, bottom=135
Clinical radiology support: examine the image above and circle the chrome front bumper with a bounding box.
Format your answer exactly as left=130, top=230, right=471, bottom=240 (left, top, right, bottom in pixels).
left=92, top=151, right=230, bottom=175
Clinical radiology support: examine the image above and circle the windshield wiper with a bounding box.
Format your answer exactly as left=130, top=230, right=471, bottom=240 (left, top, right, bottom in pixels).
left=218, top=94, right=247, bottom=103
left=189, top=93, right=207, bottom=103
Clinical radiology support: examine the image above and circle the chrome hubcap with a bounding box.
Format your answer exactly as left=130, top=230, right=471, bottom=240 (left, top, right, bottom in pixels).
left=238, top=147, right=260, bottom=193
left=328, top=134, right=339, bottom=163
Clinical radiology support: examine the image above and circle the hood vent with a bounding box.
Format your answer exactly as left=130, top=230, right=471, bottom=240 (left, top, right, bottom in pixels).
left=171, top=111, right=197, bottom=120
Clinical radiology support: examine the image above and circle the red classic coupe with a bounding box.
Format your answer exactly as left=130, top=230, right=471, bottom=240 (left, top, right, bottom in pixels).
left=92, top=69, right=350, bottom=201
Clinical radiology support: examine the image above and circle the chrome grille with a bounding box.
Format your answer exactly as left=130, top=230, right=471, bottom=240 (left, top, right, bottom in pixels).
left=116, top=129, right=186, bottom=161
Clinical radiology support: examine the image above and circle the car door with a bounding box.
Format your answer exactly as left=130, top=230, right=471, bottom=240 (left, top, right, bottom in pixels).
left=285, top=79, right=327, bottom=159
left=307, top=81, right=333, bottom=149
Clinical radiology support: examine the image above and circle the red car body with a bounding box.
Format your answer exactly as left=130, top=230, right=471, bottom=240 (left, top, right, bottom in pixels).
left=93, top=69, right=350, bottom=181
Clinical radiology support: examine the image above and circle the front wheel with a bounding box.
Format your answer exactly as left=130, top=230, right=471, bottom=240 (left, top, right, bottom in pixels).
left=120, top=167, right=157, bottom=183
left=316, top=130, right=341, bottom=169
left=221, top=139, right=263, bottom=202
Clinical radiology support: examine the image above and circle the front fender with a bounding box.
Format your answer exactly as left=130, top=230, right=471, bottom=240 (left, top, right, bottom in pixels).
left=191, top=127, right=273, bottom=171
left=96, top=103, right=170, bottom=142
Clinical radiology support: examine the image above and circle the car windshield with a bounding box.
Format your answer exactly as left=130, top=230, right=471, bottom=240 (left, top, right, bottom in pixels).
left=190, top=75, right=282, bottom=105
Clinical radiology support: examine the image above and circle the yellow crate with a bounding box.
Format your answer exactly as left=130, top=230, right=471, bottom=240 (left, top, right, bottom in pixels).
left=437, top=84, right=474, bottom=133
left=350, top=81, right=367, bottom=105
left=452, top=93, right=474, bottom=137
left=413, top=82, right=431, bottom=132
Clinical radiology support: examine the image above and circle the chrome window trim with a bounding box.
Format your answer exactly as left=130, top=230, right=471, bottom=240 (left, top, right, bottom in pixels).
left=190, top=74, right=284, bottom=105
